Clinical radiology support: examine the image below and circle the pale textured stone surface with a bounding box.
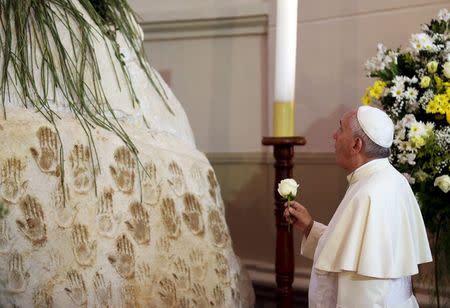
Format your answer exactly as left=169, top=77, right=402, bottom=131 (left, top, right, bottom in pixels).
left=0, top=1, right=254, bottom=307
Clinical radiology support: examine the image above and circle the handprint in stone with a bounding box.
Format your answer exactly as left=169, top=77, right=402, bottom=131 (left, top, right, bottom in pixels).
left=168, top=161, right=185, bottom=196
left=214, top=253, right=230, bottom=285
left=5, top=251, right=30, bottom=293
left=110, top=146, right=136, bottom=194
left=69, top=143, right=93, bottom=194
left=142, top=161, right=162, bottom=206
left=213, top=284, right=226, bottom=306
left=172, top=257, right=191, bottom=291
left=208, top=209, right=228, bottom=247
left=96, top=187, right=119, bottom=238
left=16, top=195, right=47, bottom=246
left=161, top=198, right=181, bottom=239
left=137, top=262, right=158, bottom=307
left=108, top=234, right=135, bottom=279
left=93, top=272, right=112, bottom=308
left=182, top=193, right=204, bottom=235
left=191, top=283, right=210, bottom=307
left=64, top=270, right=87, bottom=306
left=71, top=224, right=97, bottom=267
left=53, top=183, right=77, bottom=228
left=33, top=287, right=54, bottom=307
left=189, top=163, right=206, bottom=197
left=189, top=248, right=207, bottom=282
left=122, top=284, right=138, bottom=308
left=125, top=201, right=151, bottom=245
left=158, top=278, right=177, bottom=307
left=0, top=220, right=13, bottom=253
left=177, top=296, right=196, bottom=308
left=157, top=236, right=172, bottom=255
left=0, top=157, right=28, bottom=204
left=30, top=127, right=60, bottom=176
left=207, top=169, right=219, bottom=203
left=42, top=250, right=64, bottom=272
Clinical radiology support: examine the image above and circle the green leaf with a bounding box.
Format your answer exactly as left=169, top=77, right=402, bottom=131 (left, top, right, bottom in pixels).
left=396, top=52, right=417, bottom=77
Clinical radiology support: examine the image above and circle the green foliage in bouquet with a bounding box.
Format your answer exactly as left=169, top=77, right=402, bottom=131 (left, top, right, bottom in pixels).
left=362, top=9, right=450, bottom=306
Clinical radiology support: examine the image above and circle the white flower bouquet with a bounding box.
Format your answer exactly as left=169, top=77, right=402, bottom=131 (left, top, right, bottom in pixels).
left=362, top=9, right=450, bottom=305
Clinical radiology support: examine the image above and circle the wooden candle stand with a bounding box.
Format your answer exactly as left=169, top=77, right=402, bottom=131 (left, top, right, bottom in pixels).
left=262, top=136, right=306, bottom=308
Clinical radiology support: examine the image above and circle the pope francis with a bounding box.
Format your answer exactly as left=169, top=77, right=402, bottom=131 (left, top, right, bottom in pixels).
left=285, top=106, right=432, bottom=307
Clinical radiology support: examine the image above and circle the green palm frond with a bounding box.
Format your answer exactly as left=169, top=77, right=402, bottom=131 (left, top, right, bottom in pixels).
left=0, top=0, right=172, bottom=197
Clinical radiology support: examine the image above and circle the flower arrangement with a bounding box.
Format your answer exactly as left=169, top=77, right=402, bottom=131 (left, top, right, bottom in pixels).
left=362, top=9, right=450, bottom=306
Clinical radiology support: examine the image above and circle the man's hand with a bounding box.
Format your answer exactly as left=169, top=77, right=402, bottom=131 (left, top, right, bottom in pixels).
left=283, top=201, right=314, bottom=237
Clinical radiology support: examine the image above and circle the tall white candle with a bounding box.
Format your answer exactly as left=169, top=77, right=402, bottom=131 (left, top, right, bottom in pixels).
left=273, top=0, right=298, bottom=136
left=274, top=0, right=298, bottom=102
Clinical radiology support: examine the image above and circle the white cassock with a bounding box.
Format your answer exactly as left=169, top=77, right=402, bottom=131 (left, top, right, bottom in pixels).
left=301, top=158, right=432, bottom=308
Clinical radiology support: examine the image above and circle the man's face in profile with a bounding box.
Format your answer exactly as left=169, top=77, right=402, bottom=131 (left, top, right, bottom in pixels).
left=333, top=111, right=356, bottom=170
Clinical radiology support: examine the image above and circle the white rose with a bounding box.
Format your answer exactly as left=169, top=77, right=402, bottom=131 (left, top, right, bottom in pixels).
left=443, top=62, right=450, bottom=79
left=427, top=61, right=438, bottom=73
left=434, top=175, right=450, bottom=193
left=420, top=76, right=431, bottom=88
left=277, top=179, right=299, bottom=199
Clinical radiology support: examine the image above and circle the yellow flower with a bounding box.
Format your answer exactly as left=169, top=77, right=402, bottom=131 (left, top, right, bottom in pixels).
left=361, top=93, right=371, bottom=105
left=447, top=111, right=450, bottom=124
left=361, top=80, right=386, bottom=105
left=420, top=76, right=431, bottom=88
left=426, top=94, right=450, bottom=115
left=369, top=80, right=386, bottom=100
left=435, top=75, right=444, bottom=92
left=427, top=61, right=438, bottom=74
left=411, top=136, right=426, bottom=148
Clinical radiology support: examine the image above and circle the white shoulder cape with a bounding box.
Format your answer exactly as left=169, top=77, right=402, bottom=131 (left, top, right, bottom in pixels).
left=314, top=159, right=432, bottom=278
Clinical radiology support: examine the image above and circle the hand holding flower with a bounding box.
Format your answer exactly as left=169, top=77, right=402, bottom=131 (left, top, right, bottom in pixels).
left=278, top=178, right=299, bottom=231
left=283, top=201, right=313, bottom=237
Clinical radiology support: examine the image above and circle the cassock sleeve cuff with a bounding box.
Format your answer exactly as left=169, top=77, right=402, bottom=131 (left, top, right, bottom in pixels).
left=301, top=221, right=327, bottom=260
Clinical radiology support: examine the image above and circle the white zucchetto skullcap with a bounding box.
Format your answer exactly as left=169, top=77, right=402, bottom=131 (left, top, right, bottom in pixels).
left=357, top=106, right=394, bottom=148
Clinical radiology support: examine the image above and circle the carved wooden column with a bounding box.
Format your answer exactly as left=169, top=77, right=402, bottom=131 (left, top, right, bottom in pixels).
left=262, top=136, right=306, bottom=308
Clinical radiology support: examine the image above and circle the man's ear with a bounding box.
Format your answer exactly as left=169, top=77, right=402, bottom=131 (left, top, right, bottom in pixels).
left=352, top=137, right=363, bottom=154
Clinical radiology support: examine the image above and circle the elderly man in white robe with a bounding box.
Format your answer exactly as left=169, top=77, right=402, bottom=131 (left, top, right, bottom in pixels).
left=285, top=106, right=432, bottom=307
